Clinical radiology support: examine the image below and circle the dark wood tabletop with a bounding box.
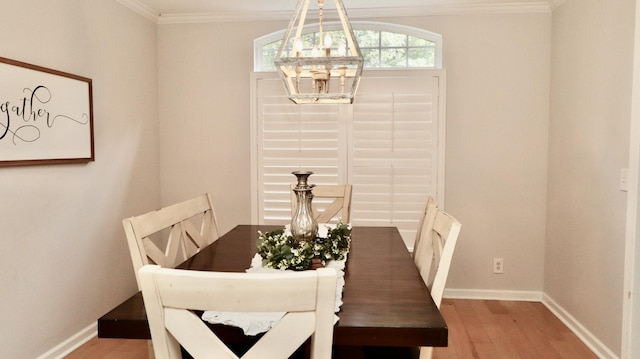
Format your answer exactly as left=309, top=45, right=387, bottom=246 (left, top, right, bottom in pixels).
left=98, top=225, right=448, bottom=349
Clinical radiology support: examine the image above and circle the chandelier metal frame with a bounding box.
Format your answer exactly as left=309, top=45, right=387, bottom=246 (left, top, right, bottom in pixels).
left=274, top=0, right=364, bottom=104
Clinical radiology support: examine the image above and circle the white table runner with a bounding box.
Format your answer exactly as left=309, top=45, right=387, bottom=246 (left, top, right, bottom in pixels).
left=201, top=253, right=346, bottom=336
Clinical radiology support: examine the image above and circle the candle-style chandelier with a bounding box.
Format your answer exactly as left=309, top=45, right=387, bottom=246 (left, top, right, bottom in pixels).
left=274, top=0, right=364, bottom=104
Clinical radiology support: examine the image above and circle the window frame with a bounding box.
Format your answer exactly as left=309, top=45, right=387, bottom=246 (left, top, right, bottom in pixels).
left=254, top=21, right=443, bottom=72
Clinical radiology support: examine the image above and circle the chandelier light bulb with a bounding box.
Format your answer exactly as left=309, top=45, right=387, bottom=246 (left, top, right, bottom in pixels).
left=296, top=39, right=303, bottom=53
left=338, top=43, right=346, bottom=56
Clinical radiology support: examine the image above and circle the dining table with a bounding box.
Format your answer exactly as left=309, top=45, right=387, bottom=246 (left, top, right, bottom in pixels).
left=98, top=224, right=448, bottom=357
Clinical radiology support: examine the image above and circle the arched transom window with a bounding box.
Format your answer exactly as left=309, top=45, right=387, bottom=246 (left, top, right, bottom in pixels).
left=255, top=21, right=443, bottom=71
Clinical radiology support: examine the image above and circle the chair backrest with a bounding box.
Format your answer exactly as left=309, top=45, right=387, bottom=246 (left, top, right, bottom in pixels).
left=123, top=193, right=219, bottom=288
left=412, top=196, right=438, bottom=262
left=413, top=208, right=461, bottom=308
left=290, top=184, right=353, bottom=223
left=139, top=265, right=338, bottom=359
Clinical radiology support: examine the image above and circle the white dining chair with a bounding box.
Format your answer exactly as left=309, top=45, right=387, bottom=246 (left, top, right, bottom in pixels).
left=412, top=196, right=438, bottom=263
left=139, top=264, right=338, bottom=359
left=414, top=207, right=462, bottom=359
left=364, top=206, right=461, bottom=359
left=415, top=208, right=462, bottom=308
left=123, top=194, right=220, bottom=359
left=123, top=193, right=220, bottom=289
left=290, top=184, right=353, bottom=224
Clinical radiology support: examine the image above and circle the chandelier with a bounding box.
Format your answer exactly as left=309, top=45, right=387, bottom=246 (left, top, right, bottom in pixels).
left=274, top=0, right=364, bottom=104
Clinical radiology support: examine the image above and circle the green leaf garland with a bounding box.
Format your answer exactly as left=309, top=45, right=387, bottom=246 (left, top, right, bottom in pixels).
left=257, top=222, right=351, bottom=271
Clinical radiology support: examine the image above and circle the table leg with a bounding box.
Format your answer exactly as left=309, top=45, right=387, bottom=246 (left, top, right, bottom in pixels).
left=334, top=346, right=364, bottom=359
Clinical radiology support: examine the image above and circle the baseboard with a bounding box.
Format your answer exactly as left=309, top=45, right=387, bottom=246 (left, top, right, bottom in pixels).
left=541, top=293, right=620, bottom=359
left=36, top=323, right=97, bottom=359
left=444, top=288, right=544, bottom=301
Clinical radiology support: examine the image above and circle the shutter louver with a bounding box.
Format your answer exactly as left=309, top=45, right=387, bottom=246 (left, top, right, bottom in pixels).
left=350, top=74, right=439, bottom=248
left=257, top=77, right=344, bottom=224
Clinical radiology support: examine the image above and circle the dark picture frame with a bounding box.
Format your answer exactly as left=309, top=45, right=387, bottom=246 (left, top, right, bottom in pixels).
left=0, top=57, right=94, bottom=167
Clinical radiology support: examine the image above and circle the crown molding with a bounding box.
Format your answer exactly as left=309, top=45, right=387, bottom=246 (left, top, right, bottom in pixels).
left=116, top=0, right=159, bottom=22
left=116, top=0, right=554, bottom=24
left=350, top=2, right=553, bottom=17
left=157, top=11, right=294, bottom=24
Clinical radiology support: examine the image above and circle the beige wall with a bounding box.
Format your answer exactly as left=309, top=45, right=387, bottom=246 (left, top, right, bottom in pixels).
left=157, top=21, right=289, bottom=235
left=403, top=13, right=552, bottom=293
left=546, top=0, right=635, bottom=356
left=0, top=1, right=160, bottom=357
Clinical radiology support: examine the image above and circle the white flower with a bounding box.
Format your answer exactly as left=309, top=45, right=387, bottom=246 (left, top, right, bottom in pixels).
left=317, top=224, right=329, bottom=238
left=283, top=224, right=292, bottom=237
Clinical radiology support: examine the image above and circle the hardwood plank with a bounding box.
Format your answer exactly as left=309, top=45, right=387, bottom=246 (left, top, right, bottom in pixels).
left=65, top=337, right=148, bottom=359
left=471, top=299, right=522, bottom=358
left=432, top=299, right=598, bottom=359
left=503, top=301, right=566, bottom=358
left=436, top=300, right=477, bottom=358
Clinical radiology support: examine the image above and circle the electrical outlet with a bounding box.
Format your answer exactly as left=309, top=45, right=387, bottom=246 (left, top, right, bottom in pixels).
left=620, top=168, right=629, bottom=192
left=493, top=258, right=504, bottom=274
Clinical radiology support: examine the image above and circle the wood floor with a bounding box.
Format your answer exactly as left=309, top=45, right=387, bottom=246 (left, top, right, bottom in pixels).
left=66, top=299, right=598, bottom=359
left=432, top=299, right=598, bottom=359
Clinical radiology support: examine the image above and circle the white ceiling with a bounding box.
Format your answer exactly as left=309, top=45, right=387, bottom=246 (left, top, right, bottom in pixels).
left=118, top=0, right=561, bottom=23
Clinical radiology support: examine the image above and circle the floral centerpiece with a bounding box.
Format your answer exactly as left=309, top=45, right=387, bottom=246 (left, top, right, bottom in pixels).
left=257, top=222, right=351, bottom=271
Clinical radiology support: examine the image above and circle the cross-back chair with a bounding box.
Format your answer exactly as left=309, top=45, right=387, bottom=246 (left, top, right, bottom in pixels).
left=123, top=193, right=219, bottom=288
left=413, top=207, right=461, bottom=359
left=414, top=207, right=461, bottom=307
left=139, top=264, right=338, bottom=359
left=290, top=184, right=353, bottom=224
left=412, top=196, right=438, bottom=263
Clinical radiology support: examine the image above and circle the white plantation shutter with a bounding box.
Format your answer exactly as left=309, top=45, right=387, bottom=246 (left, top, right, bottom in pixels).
left=251, top=70, right=444, bottom=249
left=255, top=76, right=347, bottom=224
left=351, top=71, right=440, bottom=249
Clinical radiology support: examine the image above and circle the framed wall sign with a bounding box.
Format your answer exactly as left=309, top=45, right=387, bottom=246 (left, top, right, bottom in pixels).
left=0, top=57, right=94, bottom=167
